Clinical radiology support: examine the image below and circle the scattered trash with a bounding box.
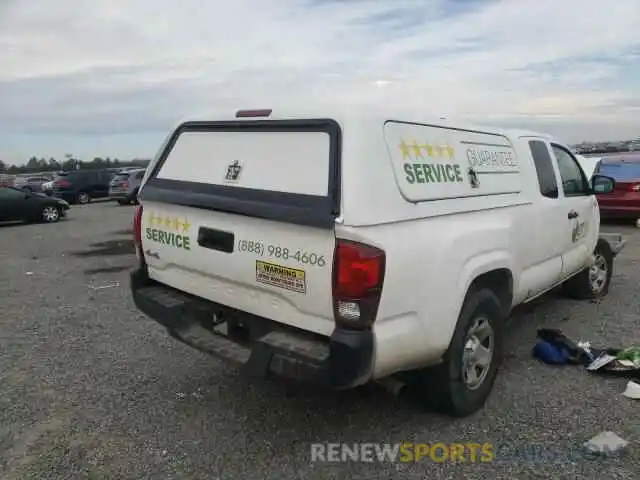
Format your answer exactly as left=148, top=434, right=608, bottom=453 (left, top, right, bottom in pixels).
left=192, top=390, right=203, bottom=400
left=25, top=272, right=33, bottom=276
left=622, top=381, right=640, bottom=400
left=88, top=281, right=120, bottom=291
left=533, top=329, right=640, bottom=378
left=586, top=354, right=616, bottom=371
left=176, top=392, right=186, bottom=399
left=532, top=329, right=598, bottom=365
left=583, top=431, right=628, bottom=456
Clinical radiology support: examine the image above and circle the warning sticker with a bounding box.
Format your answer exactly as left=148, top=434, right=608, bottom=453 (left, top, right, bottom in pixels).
left=256, top=260, right=307, bottom=294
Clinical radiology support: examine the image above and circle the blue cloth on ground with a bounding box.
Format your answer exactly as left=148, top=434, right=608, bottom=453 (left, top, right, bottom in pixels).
left=533, top=340, right=571, bottom=365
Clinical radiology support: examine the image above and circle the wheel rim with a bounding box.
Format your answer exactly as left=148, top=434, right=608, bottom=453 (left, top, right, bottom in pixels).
left=589, top=253, right=608, bottom=293
left=461, top=316, right=494, bottom=390
left=43, top=206, right=59, bottom=222
left=78, top=193, right=89, bottom=204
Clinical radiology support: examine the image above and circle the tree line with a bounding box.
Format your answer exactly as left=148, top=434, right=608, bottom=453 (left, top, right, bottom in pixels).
left=0, top=155, right=150, bottom=175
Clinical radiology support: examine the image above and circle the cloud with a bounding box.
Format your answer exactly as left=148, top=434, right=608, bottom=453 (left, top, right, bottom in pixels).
left=0, top=0, right=639, bottom=161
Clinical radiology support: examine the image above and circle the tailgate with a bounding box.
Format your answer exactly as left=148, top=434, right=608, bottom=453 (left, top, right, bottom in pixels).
left=139, top=119, right=341, bottom=336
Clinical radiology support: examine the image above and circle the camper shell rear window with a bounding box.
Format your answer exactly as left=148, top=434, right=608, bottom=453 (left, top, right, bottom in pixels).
left=141, top=119, right=342, bottom=228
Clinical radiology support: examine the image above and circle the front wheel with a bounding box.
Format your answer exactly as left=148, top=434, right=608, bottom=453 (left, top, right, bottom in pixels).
left=41, top=206, right=60, bottom=223
left=561, top=240, right=613, bottom=299
left=409, top=288, right=504, bottom=417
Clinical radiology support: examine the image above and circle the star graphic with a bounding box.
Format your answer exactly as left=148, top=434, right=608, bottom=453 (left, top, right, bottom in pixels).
left=446, top=146, right=455, bottom=159
left=181, top=219, right=191, bottom=233
left=424, top=144, right=434, bottom=157
left=411, top=141, right=423, bottom=159
left=399, top=139, right=411, bottom=159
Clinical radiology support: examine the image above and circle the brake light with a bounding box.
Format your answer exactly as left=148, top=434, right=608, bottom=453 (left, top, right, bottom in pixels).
left=628, top=183, right=640, bottom=192
left=55, top=178, right=70, bottom=188
left=133, top=204, right=144, bottom=262
left=236, top=109, right=272, bottom=118
left=120, top=181, right=129, bottom=189
left=332, top=239, right=385, bottom=330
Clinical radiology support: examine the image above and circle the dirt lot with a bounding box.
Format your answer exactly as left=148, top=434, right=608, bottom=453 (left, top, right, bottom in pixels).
left=1, top=202, right=639, bottom=479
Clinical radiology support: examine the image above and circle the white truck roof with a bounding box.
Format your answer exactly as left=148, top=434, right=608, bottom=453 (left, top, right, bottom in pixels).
left=176, top=105, right=558, bottom=142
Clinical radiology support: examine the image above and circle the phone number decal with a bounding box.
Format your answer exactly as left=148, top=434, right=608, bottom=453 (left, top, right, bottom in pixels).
left=237, top=240, right=327, bottom=267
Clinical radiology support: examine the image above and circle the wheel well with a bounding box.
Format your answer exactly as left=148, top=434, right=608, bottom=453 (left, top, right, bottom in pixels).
left=469, top=268, right=513, bottom=315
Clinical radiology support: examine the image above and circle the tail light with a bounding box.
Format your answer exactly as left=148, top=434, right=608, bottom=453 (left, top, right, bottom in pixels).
left=332, top=239, right=386, bottom=330
left=119, top=181, right=129, bottom=189
left=133, top=204, right=144, bottom=263
left=628, top=183, right=640, bottom=192
left=55, top=178, right=70, bottom=188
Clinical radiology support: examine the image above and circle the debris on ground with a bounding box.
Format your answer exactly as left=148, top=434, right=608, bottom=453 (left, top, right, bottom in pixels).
left=533, top=329, right=640, bottom=378
left=583, top=431, right=629, bottom=456
left=88, top=281, right=120, bottom=290
left=622, top=381, right=640, bottom=400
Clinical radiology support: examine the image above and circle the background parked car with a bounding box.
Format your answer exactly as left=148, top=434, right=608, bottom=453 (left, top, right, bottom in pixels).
left=593, top=154, right=640, bottom=219
left=44, top=169, right=113, bottom=204
left=0, top=174, right=15, bottom=188
left=13, top=175, right=53, bottom=194
left=0, top=187, right=70, bottom=223
left=109, top=168, right=145, bottom=205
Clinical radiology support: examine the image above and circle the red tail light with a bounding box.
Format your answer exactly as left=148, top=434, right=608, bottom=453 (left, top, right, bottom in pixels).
left=133, top=204, right=144, bottom=262
left=120, top=181, right=129, bottom=189
left=332, top=239, right=385, bottom=330
left=628, top=183, right=640, bottom=192
left=55, top=178, right=70, bottom=188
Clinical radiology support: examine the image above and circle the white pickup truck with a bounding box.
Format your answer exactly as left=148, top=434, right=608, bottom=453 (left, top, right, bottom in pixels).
left=130, top=107, right=626, bottom=417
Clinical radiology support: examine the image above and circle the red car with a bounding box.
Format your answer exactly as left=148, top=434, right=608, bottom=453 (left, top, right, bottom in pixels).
left=595, top=154, right=640, bottom=219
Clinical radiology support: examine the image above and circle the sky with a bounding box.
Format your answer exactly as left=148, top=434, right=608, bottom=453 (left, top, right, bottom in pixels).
left=0, top=0, right=639, bottom=165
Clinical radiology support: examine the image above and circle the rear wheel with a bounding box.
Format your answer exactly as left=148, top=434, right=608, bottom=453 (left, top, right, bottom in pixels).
left=410, top=288, right=504, bottom=417
left=22, top=186, right=32, bottom=194
left=117, top=199, right=128, bottom=205
left=76, top=191, right=91, bottom=204
left=561, top=240, right=613, bottom=299
left=42, top=206, right=60, bottom=223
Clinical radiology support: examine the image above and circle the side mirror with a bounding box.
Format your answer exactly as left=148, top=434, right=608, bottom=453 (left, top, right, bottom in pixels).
left=591, top=174, right=615, bottom=194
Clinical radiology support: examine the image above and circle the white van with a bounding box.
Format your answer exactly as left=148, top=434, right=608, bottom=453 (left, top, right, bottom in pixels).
left=130, top=107, right=625, bottom=417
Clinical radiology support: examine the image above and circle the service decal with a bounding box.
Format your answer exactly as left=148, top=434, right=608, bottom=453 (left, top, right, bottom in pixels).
left=145, top=212, right=192, bottom=250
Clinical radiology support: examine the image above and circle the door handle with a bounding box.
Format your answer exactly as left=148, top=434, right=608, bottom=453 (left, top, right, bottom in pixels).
left=568, top=210, right=579, bottom=219
left=197, top=227, right=235, bottom=253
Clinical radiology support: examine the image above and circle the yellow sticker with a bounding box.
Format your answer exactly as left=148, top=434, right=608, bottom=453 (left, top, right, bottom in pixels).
left=256, top=260, right=306, bottom=294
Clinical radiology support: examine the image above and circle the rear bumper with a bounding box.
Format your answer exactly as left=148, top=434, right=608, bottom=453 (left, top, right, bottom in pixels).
left=109, top=189, right=130, bottom=199
left=130, top=268, right=373, bottom=388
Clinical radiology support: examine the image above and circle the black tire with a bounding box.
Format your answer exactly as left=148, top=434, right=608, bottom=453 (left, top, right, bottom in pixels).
left=22, top=186, right=32, bottom=194
left=561, top=240, right=613, bottom=300
left=131, top=188, right=140, bottom=205
left=117, top=199, right=128, bottom=206
left=76, top=191, right=91, bottom=204
left=410, top=288, right=504, bottom=417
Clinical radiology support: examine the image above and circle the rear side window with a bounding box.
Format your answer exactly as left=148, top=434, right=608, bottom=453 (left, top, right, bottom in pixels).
left=135, top=171, right=145, bottom=180
left=598, top=162, right=640, bottom=180
left=528, top=140, right=558, bottom=198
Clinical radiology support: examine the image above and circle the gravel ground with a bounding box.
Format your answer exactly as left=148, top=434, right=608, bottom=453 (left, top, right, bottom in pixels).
left=1, top=202, right=639, bottom=479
